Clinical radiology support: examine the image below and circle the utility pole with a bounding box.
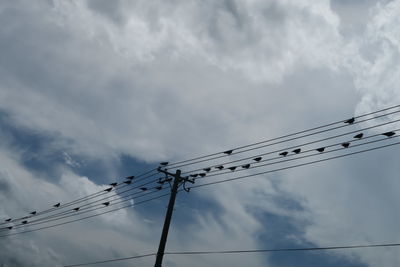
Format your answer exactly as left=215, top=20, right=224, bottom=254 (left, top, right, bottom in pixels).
left=154, top=168, right=193, bottom=267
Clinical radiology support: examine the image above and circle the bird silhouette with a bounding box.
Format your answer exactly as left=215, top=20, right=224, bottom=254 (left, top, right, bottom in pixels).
left=280, top=151, right=289, bottom=156
left=109, top=182, right=118, bottom=187
left=203, top=168, right=211, bottom=172
left=156, top=186, right=163, bottom=190
left=353, top=133, right=363, bottom=139
left=344, top=117, right=355, bottom=124
left=341, top=142, right=350, bottom=148
left=22, top=221, right=28, bottom=224
left=140, top=187, right=148, bottom=191
left=160, top=162, right=169, bottom=166
left=124, top=180, right=132, bottom=185
left=242, top=164, right=250, bottom=169
left=73, top=207, right=80, bottom=211
left=126, top=176, right=135, bottom=180
left=104, top=187, right=113, bottom=192
left=253, top=157, right=262, bottom=162
left=223, top=150, right=233, bottom=155
left=199, top=173, right=206, bottom=177
left=215, top=165, right=224, bottom=170
left=54, top=203, right=61, bottom=208
left=190, top=174, right=199, bottom=178
left=316, top=147, right=325, bottom=152
left=228, top=166, right=237, bottom=171
left=5, top=218, right=11, bottom=222
left=383, top=131, right=396, bottom=137
left=292, top=149, right=301, bottom=154
left=102, top=202, right=110, bottom=206
left=30, top=211, right=37, bottom=215
left=7, top=226, right=12, bottom=230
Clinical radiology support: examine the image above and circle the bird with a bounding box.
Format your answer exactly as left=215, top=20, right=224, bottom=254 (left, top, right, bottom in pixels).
left=353, top=133, right=363, bottom=139
left=102, top=202, right=110, bottom=206
left=109, top=182, right=118, bottom=187
left=7, top=226, right=12, bottom=230
left=382, top=131, right=396, bottom=137
left=73, top=207, right=80, bottom=211
left=253, top=157, right=262, bottom=162
left=5, top=218, right=11, bottom=222
left=53, top=203, right=61, bottom=208
left=30, top=211, right=37, bottom=215
left=126, top=176, right=135, bottom=180
left=124, top=180, right=132, bottom=185
left=316, top=147, right=325, bottom=152
left=242, top=164, right=250, bottom=169
left=199, top=173, right=206, bottom=177
left=104, top=187, right=113, bottom=192
left=155, top=186, right=163, bottom=190
left=280, top=151, right=289, bottom=156
left=344, top=117, right=355, bottom=124
left=341, top=142, right=350, bottom=148
left=215, top=165, right=224, bottom=170
left=203, top=167, right=211, bottom=172
left=190, top=174, right=199, bottom=178
left=228, top=166, right=237, bottom=171
left=140, top=187, right=148, bottom=191
left=292, top=149, right=301, bottom=154
left=157, top=179, right=165, bottom=184
left=160, top=162, right=169, bottom=166
left=223, top=150, right=233, bottom=155
left=21, top=221, right=28, bottom=224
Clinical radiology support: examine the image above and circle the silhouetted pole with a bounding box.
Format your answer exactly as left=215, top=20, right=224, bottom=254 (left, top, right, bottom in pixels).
left=154, top=169, right=181, bottom=267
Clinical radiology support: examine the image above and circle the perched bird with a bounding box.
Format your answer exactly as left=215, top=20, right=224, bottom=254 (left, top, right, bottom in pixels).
left=5, top=218, right=11, bottom=222
left=280, top=151, right=289, bottom=156
left=316, top=147, right=325, bottom=153
left=104, top=187, right=113, bottom=192
left=109, top=182, right=118, bottom=187
left=354, top=133, right=364, bottom=139
left=124, top=180, right=132, bottom=185
left=203, top=167, right=211, bottom=172
left=344, top=117, right=355, bottom=124
left=190, top=174, right=199, bottom=178
left=223, top=150, right=233, bottom=155
left=228, top=166, right=237, bottom=171
left=102, top=202, right=110, bottom=206
left=155, top=186, right=163, bottom=190
left=53, top=203, right=61, bottom=208
left=157, top=179, right=165, bottom=184
left=21, top=221, right=28, bottom=224
left=253, top=157, right=262, bottom=162
left=30, top=211, right=37, bottom=215
left=215, top=165, right=224, bottom=170
left=160, top=162, right=169, bottom=166
left=383, top=131, right=396, bottom=137
left=7, top=226, right=12, bottom=230
left=341, top=142, right=350, bottom=148
left=140, top=187, right=148, bottom=191
left=242, top=164, right=250, bottom=169
left=199, top=173, right=206, bottom=177
left=126, top=176, right=135, bottom=180
left=73, top=207, right=80, bottom=211
left=292, top=149, right=301, bottom=154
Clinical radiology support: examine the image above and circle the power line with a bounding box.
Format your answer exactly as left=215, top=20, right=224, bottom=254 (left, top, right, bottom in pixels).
left=180, top=121, right=400, bottom=175
left=0, top=191, right=171, bottom=238
left=63, top=242, right=400, bottom=266
left=166, top=104, right=400, bottom=168
left=189, top=140, right=400, bottom=190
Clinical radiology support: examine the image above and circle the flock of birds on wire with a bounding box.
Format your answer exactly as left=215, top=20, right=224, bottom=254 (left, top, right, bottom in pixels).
left=0, top=114, right=398, bottom=232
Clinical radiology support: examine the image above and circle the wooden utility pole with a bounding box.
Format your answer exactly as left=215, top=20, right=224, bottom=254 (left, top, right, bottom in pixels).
left=154, top=169, right=182, bottom=267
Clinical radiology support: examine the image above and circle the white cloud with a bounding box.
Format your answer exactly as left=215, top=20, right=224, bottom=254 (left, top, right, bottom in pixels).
left=1, top=0, right=400, bottom=266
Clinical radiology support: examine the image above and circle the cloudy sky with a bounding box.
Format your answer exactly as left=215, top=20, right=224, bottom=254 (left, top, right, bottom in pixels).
left=1, top=0, right=400, bottom=266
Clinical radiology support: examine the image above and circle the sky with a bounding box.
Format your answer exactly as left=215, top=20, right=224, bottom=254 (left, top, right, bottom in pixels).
left=0, top=0, right=400, bottom=266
